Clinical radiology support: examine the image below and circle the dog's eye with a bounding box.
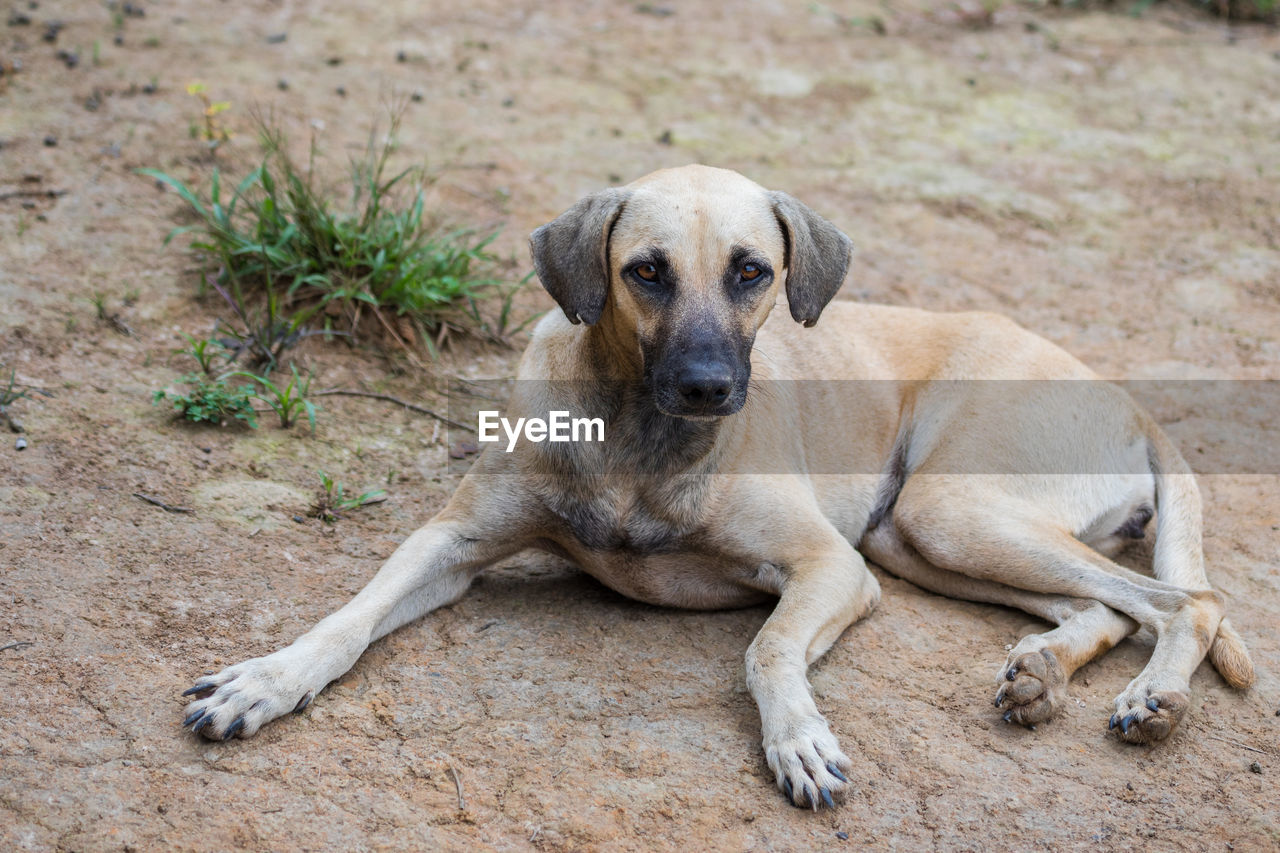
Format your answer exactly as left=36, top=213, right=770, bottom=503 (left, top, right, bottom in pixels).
left=633, top=263, right=658, bottom=283
left=741, top=263, right=762, bottom=282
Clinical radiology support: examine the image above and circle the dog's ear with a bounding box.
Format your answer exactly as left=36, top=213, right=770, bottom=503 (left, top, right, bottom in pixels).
left=529, top=188, right=631, bottom=325
left=769, top=191, right=853, bottom=328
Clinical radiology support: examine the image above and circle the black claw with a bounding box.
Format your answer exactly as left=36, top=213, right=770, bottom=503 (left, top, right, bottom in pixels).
left=182, top=682, right=215, bottom=697
left=189, top=710, right=214, bottom=734
left=994, top=693, right=1004, bottom=708
left=1003, top=710, right=1013, bottom=724
left=827, top=763, right=848, bottom=783
left=293, top=692, right=313, bottom=713
left=222, top=717, right=245, bottom=741
left=1109, top=714, right=1119, bottom=730
left=1006, top=667, right=1018, bottom=681
left=783, top=777, right=794, bottom=803
left=1121, top=714, right=1135, bottom=735
left=182, top=708, right=205, bottom=727
left=820, top=787, right=835, bottom=809
left=1146, top=698, right=1159, bottom=713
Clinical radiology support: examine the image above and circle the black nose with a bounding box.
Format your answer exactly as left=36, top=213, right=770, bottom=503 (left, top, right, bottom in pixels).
left=677, top=365, right=733, bottom=409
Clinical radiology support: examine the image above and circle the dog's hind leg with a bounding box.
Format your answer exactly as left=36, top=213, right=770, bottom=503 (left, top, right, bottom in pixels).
left=860, top=522, right=1136, bottom=726
left=892, top=481, right=1226, bottom=743
left=180, top=473, right=536, bottom=741
left=1143, top=425, right=1254, bottom=691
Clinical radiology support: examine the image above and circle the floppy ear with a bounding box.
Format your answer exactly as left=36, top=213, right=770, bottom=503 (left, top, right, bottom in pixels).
left=769, top=191, right=853, bottom=327
left=529, top=188, right=631, bottom=325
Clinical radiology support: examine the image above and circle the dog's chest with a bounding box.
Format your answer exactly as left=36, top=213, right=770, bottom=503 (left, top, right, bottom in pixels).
left=549, top=483, right=700, bottom=554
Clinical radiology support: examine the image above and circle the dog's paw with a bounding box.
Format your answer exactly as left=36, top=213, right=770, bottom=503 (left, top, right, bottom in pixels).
left=993, top=648, right=1067, bottom=727
left=181, top=651, right=318, bottom=741
left=763, top=714, right=853, bottom=810
left=1109, top=682, right=1189, bottom=744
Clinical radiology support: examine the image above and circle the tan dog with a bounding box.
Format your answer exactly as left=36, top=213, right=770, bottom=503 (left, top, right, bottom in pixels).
left=181, top=165, right=1253, bottom=809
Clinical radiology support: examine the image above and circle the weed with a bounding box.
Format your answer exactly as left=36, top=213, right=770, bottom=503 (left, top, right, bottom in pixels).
left=89, top=291, right=110, bottom=321
left=153, top=373, right=258, bottom=427
left=229, top=364, right=318, bottom=432
left=1, top=369, right=29, bottom=411
left=185, top=81, right=232, bottom=154
left=175, top=332, right=229, bottom=376
left=310, top=470, right=386, bottom=523
left=207, top=271, right=333, bottom=371
left=0, top=369, right=52, bottom=433
left=138, top=109, right=509, bottom=359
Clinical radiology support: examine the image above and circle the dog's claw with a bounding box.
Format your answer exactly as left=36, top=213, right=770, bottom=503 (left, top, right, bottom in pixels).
left=1146, top=698, right=1159, bottom=713
left=293, top=691, right=313, bottom=713
left=188, top=710, right=214, bottom=734
left=1109, top=714, right=1119, bottom=730
left=820, top=787, right=834, bottom=809
left=1003, top=710, right=1013, bottom=723
left=1120, top=713, right=1137, bottom=735
left=827, top=763, right=848, bottom=783
left=182, top=682, right=215, bottom=697
left=182, top=708, right=205, bottom=728
left=783, top=778, right=794, bottom=804
left=222, top=717, right=245, bottom=741
left=1006, top=667, right=1018, bottom=681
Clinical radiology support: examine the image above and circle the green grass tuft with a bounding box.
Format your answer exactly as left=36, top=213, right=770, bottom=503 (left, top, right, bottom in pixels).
left=139, top=111, right=505, bottom=358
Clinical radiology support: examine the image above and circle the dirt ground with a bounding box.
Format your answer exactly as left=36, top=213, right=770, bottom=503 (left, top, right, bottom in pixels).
left=2, top=0, right=1279, bottom=850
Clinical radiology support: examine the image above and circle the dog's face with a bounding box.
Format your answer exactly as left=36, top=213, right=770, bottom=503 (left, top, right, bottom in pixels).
left=531, top=165, right=852, bottom=418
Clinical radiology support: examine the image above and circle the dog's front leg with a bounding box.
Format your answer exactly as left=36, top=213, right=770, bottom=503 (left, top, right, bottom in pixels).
left=181, top=492, right=531, bottom=741
left=745, top=536, right=880, bottom=809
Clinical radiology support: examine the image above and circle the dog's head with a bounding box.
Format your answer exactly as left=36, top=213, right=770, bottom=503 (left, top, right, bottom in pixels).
left=530, top=165, right=852, bottom=418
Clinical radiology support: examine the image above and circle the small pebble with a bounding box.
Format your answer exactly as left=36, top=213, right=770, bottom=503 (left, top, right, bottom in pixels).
left=326, top=56, right=342, bottom=66
left=410, top=90, right=423, bottom=102
left=396, top=49, right=407, bottom=62
left=57, top=48, right=78, bottom=68
left=292, top=515, right=304, bottom=523
left=113, top=33, right=123, bottom=45
left=836, top=831, right=849, bottom=841
left=142, top=81, right=156, bottom=94
left=1250, top=761, right=1262, bottom=774
left=7, top=11, right=32, bottom=25
left=43, top=135, right=57, bottom=146
left=335, top=86, right=346, bottom=97
left=276, top=78, right=288, bottom=90
left=15, top=437, right=28, bottom=450
left=122, top=2, right=145, bottom=17
left=266, top=32, right=286, bottom=44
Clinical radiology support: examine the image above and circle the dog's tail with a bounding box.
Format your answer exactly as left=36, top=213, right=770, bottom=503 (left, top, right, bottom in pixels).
left=1147, top=423, right=1255, bottom=689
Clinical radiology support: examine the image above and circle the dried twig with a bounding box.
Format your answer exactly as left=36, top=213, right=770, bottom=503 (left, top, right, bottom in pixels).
left=0, top=641, right=35, bottom=652
left=446, top=765, right=466, bottom=810
left=0, top=188, right=68, bottom=201
left=312, top=389, right=473, bottom=431
left=1207, top=734, right=1271, bottom=756
left=133, top=492, right=195, bottom=513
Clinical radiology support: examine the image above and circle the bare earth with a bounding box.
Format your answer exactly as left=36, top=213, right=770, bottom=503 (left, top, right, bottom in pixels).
left=2, top=1, right=1279, bottom=850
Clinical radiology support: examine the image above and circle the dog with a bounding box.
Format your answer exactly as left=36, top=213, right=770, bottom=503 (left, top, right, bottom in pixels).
left=181, top=165, right=1254, bottom=809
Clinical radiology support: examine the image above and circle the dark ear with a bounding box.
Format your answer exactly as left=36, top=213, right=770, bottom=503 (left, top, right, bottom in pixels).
left=769, top=191, right=853, bottom=327
left=529, top=188, right=631, bottom=325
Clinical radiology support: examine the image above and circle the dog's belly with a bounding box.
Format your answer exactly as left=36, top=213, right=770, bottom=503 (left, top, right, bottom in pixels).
left=550, top=541, right=773, bottom=610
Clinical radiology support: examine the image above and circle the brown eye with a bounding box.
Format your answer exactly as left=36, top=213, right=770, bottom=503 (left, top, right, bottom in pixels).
left=634, top=263, right=658, bottom=282
left=741, top=263, right=762, bottom=281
